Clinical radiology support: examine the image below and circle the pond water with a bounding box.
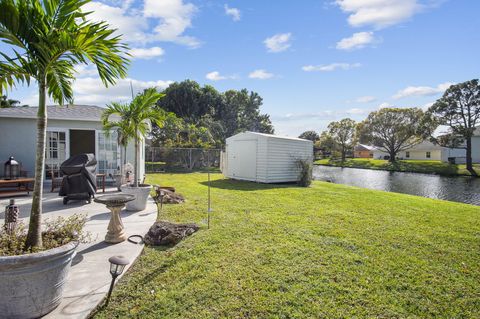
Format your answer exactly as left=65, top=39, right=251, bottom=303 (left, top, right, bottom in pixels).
left=313, top=165, right=480, bottom=206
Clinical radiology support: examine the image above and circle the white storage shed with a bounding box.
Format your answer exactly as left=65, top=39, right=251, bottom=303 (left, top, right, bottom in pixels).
left=221, top=132, right=313, bottom=183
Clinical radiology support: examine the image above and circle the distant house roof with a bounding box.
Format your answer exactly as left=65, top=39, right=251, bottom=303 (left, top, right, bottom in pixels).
left=354, top=144, right=377, bottom=152
left=0, top=105, right=116, bottom=122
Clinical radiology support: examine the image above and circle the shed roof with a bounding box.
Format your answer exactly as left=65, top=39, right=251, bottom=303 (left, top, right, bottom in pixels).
left=0, top=105, right=115, bottom=122
left=227, top=131, right=312, bottom=143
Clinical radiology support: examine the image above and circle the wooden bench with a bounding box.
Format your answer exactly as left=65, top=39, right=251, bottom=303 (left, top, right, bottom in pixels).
left=0, top=178, right=34, bottom=197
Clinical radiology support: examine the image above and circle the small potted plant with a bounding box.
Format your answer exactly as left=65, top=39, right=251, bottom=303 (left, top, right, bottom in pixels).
left=102, top=88, right=166, bottom=211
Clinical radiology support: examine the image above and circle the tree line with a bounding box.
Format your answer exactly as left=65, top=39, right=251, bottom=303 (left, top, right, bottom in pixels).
left=298, top=79, right=480, bottom=173
left=151, top=80, right=274, bottom=148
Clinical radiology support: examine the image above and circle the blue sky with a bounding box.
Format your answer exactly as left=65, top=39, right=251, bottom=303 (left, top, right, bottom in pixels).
left=2, top=0, right=480, bottom=136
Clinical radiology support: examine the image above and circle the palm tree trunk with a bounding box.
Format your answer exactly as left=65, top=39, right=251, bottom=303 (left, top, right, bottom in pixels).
left=134, top=135, right=139, bottom=187
left=26, top=80, right=47, bottom=249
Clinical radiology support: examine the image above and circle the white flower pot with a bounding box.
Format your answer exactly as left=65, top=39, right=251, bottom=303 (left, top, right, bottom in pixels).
left=121, top=184, right=152, bottom=211
left=0, top=241, right=78, bottom=319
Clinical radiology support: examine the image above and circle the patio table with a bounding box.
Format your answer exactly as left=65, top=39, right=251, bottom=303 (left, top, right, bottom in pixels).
left=0, top=178, right=34, bottom=197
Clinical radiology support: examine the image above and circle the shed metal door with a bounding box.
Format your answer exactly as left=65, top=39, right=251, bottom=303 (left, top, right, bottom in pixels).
left=229, top=140, right=257, bottom=179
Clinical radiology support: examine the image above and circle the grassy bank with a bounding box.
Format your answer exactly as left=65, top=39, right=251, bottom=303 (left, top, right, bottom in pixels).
left=315, top=158, right=480, bottom=176
left=93, top=173, right=480, bottom=318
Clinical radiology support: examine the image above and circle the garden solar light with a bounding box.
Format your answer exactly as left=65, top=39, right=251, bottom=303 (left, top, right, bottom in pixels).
left=106, top=255, right=130, bottom=305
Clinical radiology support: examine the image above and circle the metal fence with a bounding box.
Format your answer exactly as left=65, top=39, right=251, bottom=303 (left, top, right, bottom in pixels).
left=145, top=147, right=222, bottom=173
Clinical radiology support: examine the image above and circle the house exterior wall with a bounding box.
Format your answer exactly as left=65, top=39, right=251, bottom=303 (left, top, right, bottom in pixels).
left=397, top=150, right=441, bottom=161
left=471, top=136, right=480, bottom=163
left=0, top=117, right=37, bottom=176
left=354, top=150, right=372, bottom=158
left=224, top=132, right=313, bottom=183
left=0, top=117, right=144, bottom=179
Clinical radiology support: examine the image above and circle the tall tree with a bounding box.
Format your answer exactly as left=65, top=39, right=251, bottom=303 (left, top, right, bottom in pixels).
left=328, top=118, right=356, bottom=161
left=0, top=0, right=129, bottom=249
left=427, top=79, right=480, bottom=173
left=315, top=131, right=336, bottom=157
left=358, top=108, right=424, bottom=163
left=299, top=130, right=320, bottom=142
left=0, top=95, right=21, bottom=108
left=156, top=80, right=213, bottom=122
left=153, top=81, right=274, bottom=146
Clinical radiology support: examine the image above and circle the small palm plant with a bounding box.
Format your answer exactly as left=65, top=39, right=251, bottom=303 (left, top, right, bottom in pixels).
left=0, top=0, right=129, bottom=249
left=102, top=88, right=166, bottom=188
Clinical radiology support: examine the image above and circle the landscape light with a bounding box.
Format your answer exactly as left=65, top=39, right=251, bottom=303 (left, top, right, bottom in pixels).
left=106, top=255, right=130, bottom=306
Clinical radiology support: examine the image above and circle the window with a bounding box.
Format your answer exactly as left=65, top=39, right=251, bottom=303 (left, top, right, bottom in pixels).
left=405, top=151, right=410, bottom=158
left=426, top=151, right=431, bottom=159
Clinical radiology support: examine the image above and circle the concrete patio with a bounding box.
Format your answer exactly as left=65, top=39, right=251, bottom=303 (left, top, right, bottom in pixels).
left=0, top=187, right=157, bottom=319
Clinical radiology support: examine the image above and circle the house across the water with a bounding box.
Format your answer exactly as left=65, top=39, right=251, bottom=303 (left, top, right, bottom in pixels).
left=364, top=138, right=480, bottom=164
left=354, top=144, right=375, bottom=158
left=0, top=105, right=145, bottom=180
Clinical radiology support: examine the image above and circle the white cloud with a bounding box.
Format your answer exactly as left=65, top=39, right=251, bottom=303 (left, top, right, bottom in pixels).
left=143, top=0, right=200, bottom=47
left=72, top=77, right=173, bottom=105
left=205, top=71, right=236, bottom=81
left=84, top=1, right=148, bottom=44
left=129, top=46, right=165, bottom=59
left=393, top=82, right=454, bottom=99
left=224, top=4, right=241, bottom=21
left=20, top=76, right=173, bottom=106
left=302, top=63, right=361, bottom=72
left=335, top=0, right=422, bottom=29
left=347, top=108, right=368, bottom=115
left=248, top=69, right=274, bottom=80
left=355, top=96, right=376, bottom=103
left=264, top=33, right=292, bottom=53
left=378, top=102, right=393, bottom=109
left=336, top=32, right=377, bottom=50
left=83, top=0, right=200, bottom=48
left=74, top=64, right=99, bottom=77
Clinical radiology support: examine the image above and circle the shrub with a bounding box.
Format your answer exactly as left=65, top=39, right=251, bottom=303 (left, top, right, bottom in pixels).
left=297, top=159, right=313, bottom=187
left=0, top=214, right=89, bottom=256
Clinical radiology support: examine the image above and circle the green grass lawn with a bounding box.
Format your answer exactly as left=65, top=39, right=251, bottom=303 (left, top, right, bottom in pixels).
left=93, top=173, right=480, bottom=318
left=315, top=158, right=480, bottom=177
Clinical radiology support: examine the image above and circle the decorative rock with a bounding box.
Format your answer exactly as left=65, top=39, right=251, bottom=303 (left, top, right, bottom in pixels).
left=144, top=221, right=199, bottom=246
left=153, top=186, right=185, bottom=205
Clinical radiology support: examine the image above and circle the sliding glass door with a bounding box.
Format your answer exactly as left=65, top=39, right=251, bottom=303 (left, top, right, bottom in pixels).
left=97, top=131, right=120, bottom=177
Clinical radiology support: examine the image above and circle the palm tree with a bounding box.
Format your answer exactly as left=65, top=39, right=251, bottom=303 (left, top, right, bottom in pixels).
left=0, top=95, right=20, bottom=108
left=0, top=0, right=129, bottom=249
left=102, top=88, right=165, bottom=187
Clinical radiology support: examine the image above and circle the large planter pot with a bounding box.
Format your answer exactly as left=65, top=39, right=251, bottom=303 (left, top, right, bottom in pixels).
left=0, top=241, right=78, bottom=319
left=121, top=184, right=152, bottom=211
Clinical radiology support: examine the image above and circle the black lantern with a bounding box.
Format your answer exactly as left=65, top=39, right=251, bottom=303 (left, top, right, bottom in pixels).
left=106, top=255, right=130, bottom=305
left=4, top=156, right=20, bottom=180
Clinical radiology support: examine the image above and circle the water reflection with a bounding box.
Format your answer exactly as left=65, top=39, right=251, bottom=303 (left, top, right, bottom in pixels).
left=313, top=166, right=480, bottom=205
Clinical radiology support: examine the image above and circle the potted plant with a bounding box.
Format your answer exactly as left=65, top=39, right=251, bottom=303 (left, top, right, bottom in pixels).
left=102, top=88, right=166, bottom=211
left=0, top=0, right=128, bottom=317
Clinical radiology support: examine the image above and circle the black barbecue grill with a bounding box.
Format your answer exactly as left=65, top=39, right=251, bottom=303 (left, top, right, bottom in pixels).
left=59, top=153, right=97, bottom=204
